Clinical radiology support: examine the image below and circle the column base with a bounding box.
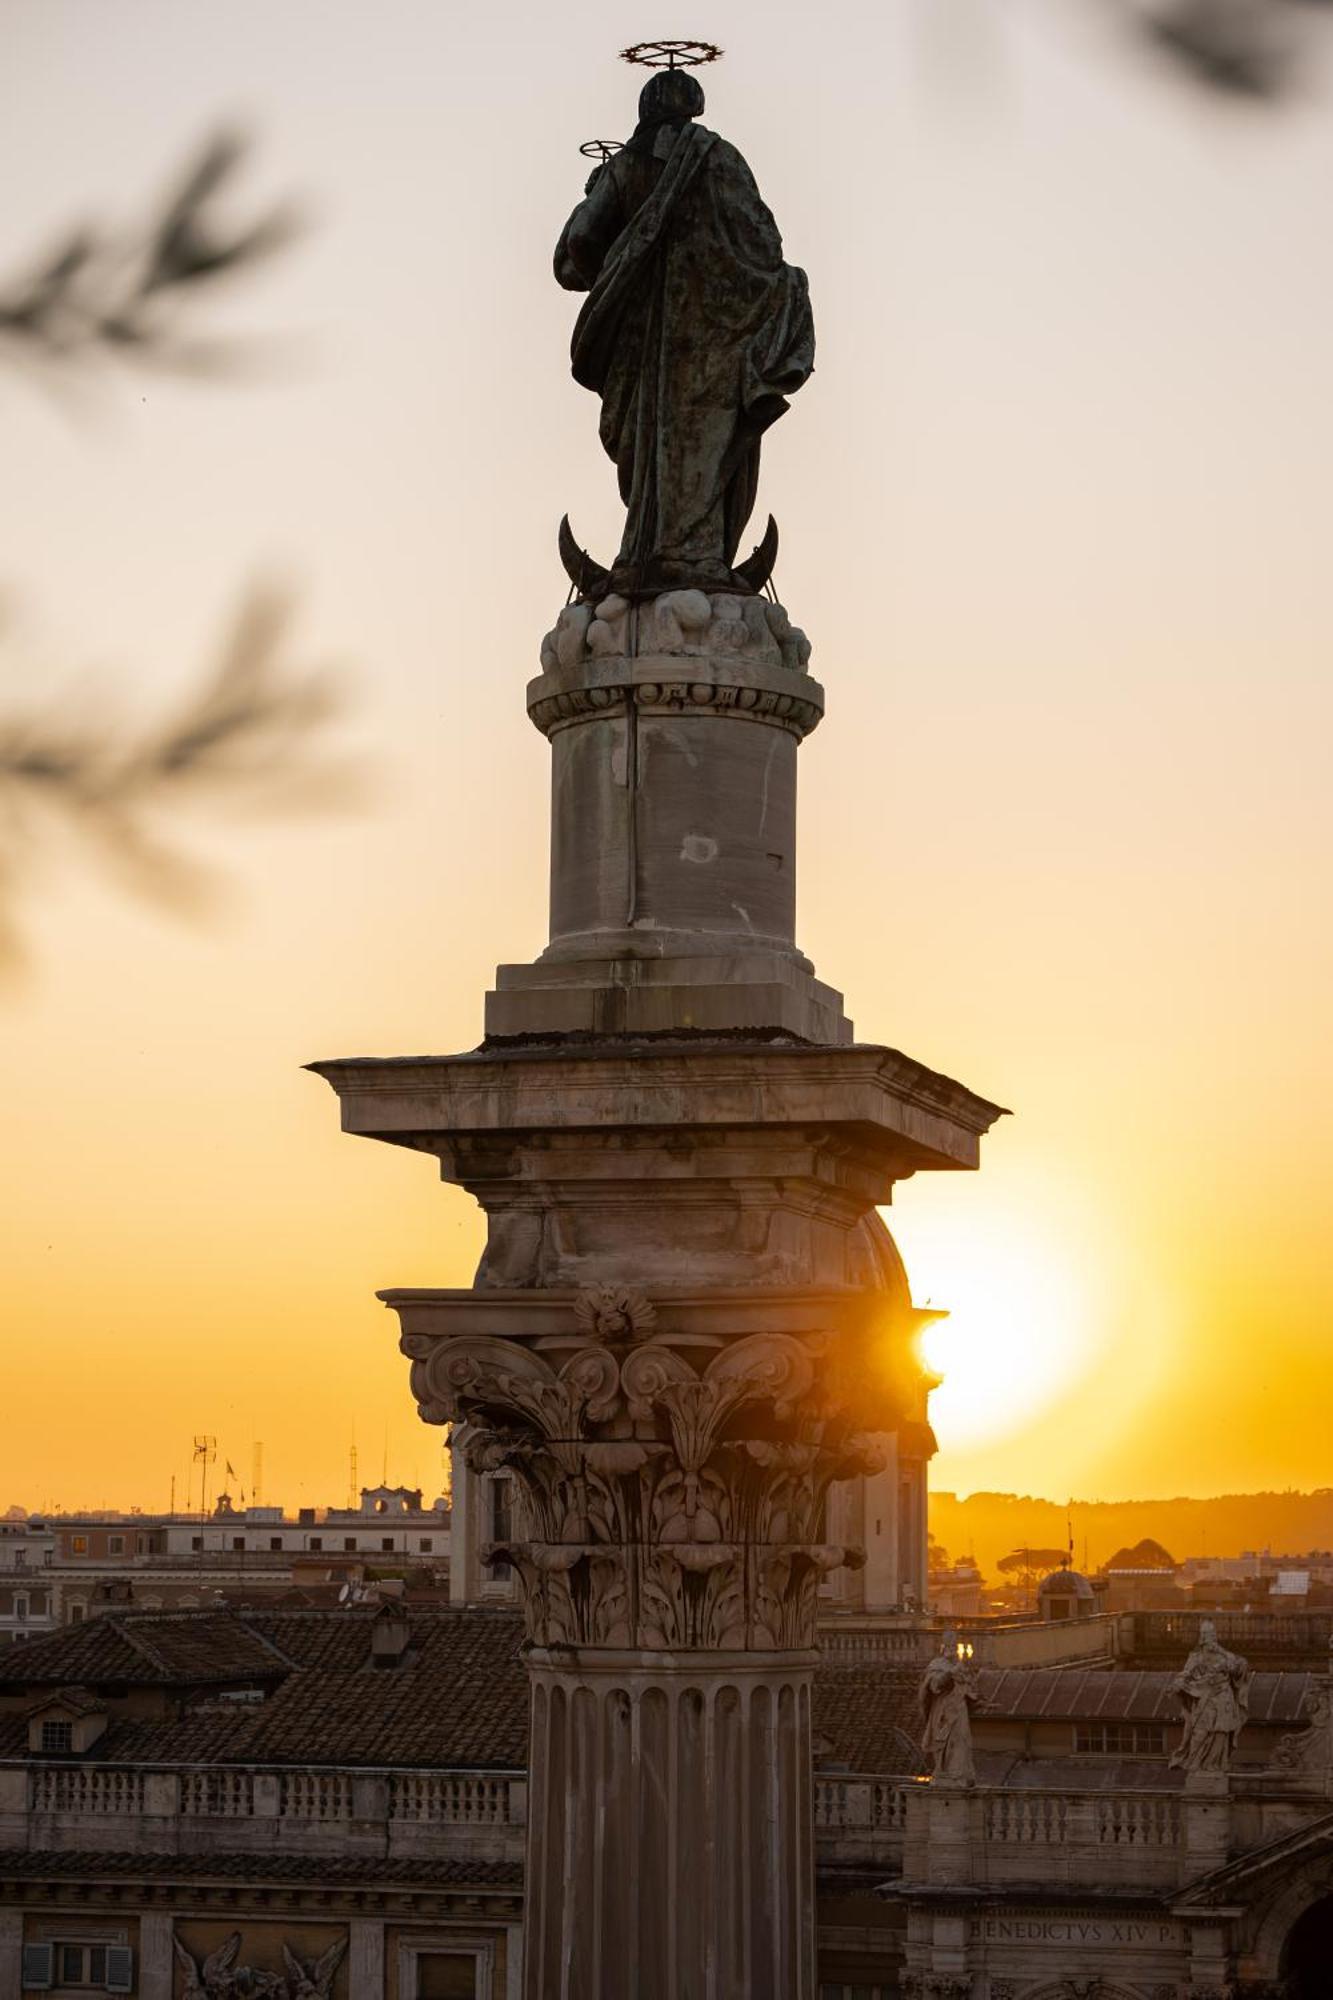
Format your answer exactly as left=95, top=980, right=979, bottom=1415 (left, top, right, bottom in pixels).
left=486, top=950, right=853, bottom=1043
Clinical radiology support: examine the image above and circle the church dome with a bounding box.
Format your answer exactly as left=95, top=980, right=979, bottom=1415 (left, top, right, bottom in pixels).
left=1039, top=1567, right=1095, bottom=1601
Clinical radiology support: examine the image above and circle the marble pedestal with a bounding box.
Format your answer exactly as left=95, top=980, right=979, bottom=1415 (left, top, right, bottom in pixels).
left=490, top=593, right=851, bottom=1044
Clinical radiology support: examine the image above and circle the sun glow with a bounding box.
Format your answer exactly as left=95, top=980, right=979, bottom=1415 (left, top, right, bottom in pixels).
left=887, top=1176, right=1105, bottom=1454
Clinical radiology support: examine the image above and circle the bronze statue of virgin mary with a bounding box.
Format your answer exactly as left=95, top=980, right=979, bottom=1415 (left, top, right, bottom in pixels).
left=555, top=68, right=814, bottom=598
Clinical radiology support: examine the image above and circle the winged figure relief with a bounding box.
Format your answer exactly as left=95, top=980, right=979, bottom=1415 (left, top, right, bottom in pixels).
left=173, top=1931, right=344, bottom=1998
left=282, top=1941, right=348, bottom=1998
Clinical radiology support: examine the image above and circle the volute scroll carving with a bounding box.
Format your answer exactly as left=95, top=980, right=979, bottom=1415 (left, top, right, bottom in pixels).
left=410, top=1296, right=906, bottom=1651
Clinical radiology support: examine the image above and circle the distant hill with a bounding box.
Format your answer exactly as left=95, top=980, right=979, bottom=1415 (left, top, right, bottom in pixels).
left=929, top=1489, right=1333, bottom=1590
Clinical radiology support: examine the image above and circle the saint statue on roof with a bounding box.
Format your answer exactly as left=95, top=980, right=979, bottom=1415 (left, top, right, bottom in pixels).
left=919, top=1636, right=981, bottom=1785
left=555, top=66, right=814, bottom=597
left=1170, top=1620, right=1250, bottom=1773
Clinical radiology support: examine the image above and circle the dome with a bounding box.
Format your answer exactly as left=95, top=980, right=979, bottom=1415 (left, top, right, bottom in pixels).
left=1039, top=1567, right=1095, bottom=1600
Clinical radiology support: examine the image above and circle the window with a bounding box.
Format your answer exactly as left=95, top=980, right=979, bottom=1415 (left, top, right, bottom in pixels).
left=419, top=1537, right=433, bottom=1552
left=269, top=1536, right=283, bottom=1551
left=1074, top=1721, right=1166, bottom=1756
left=484, top=1476, right=513, bottom=1578
left=41, top=1718, right=73, bottom=1753
left=15, top=1596, right=27, bottom=1623
left=107, top=1535, right=124, bottom=1556
left=191, top=1536, right=203, bottom=1552
left=69, top=1603, right=85, bottom=1624
left=70, top=1536, right=88, bottom=1555
left=309, top=1537, right=323, bottom=1552
left=489, top=1477, right=512, bottom=1542
left=381, top=1537, right=395, bottom=1552
left=416, top=1952, right=481, bottom=1998
left=15, top=1548, right=26, bottom=1568
left=21, top=1941, right=134, bottom=1991
left=398, top=1935, right=492, bottom=1997
left=232, top=1536, right=246, bottom=1552
left=344, top=1538, right=358, bottom=1552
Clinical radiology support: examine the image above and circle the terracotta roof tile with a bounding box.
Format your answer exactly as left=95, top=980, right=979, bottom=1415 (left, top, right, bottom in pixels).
left=0, top=1848, right=521, bottom=1888
left=975, top=1666, right=1312, bottom=1725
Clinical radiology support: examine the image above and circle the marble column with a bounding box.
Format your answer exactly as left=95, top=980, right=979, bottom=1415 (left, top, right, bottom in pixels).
left=311, top=591, right=1004, bottom=2000
left=525, top=1651, right=814, bottom=2000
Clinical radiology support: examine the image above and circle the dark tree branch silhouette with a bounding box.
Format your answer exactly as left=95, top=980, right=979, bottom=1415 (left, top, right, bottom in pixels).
left=0, top=587, right=359, bottom=965
left=0, top=131, right=300, bottom=377
left=1111, top=0, right=1332, bottom=101
left=0, top=135, right=360, bottom=972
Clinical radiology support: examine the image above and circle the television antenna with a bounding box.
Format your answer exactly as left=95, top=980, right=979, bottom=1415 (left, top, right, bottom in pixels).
left=192, top=1435, right=217, bottom=1524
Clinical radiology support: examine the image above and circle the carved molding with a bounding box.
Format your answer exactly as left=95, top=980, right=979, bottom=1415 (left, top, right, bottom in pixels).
left=528, top=666, right=824, bottom=742
left=532, top=591, right=823, bottom=740
left=404, top=1310, right=897, bottom=1651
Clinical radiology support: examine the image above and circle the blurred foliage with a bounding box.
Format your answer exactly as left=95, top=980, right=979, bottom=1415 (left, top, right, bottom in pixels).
left=0, top=588, right=358, bottom=965
left=1115, top=0, right=1332, bottom=100
left=1, top=136, right=358, bottom=973
left=0, top=131, right=299, bottom=380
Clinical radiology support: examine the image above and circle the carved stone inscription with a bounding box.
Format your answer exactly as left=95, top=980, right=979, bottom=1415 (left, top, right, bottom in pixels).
left=969, top=1915, right=1178, bottom=1947
left=406, top=1290, right=901, bottom=1651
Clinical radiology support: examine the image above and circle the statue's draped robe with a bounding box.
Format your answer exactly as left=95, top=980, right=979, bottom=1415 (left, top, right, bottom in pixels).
left=555, top=121, right=814, bottom=593
left=1170, top=1639, right=1249, bottom=1772
left=920, top=1659, right=977, bottom=1784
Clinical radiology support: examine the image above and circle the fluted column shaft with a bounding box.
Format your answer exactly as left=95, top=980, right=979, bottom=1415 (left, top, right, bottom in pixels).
left=524, top=1650, right=816, bottom=2000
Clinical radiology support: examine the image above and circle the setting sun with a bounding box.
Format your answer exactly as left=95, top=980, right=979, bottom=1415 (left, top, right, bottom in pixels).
left=888, top=1173, right=1104, bottom=1455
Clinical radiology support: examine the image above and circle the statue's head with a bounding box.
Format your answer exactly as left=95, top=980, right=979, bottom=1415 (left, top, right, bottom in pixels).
left=638, top=69, right=705, bottom=126
left=1199, top=1618, right=1218, bottom=1647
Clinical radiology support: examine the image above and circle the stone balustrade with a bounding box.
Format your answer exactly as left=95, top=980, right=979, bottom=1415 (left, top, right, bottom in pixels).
left=4, top=1760, right=920, bottom=1872
left=14, top=1757, right=1333, bottom=1916
left=0, top=1762, right=530, bottom=1864
left=1122, top=1608, right=1333, bottom=1665
left=817, top=1614, right=1117, bottom=1670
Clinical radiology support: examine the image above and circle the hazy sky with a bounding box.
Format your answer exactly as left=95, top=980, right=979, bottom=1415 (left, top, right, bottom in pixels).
left=2, top=0, right=1330, bottom=1514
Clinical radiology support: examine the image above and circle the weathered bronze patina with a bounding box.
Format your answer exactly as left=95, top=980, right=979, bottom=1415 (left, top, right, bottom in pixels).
left=555, top=68, right=814, bottom=598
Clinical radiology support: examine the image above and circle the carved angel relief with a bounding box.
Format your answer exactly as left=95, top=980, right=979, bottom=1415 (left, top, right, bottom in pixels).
left=405, top=1296, right=897, bottom=1652
left=173, top=1933, right=345, bottom=1998
left=573, top=1284, right=657, bottom=1343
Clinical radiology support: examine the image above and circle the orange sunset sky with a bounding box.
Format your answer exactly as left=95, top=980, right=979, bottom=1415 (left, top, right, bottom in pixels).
left=2, top=1, right=1330, bottom=1515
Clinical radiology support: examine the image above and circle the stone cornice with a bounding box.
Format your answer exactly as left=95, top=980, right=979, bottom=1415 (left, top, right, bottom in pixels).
left=309, top=1042, right=1008, bottom=1178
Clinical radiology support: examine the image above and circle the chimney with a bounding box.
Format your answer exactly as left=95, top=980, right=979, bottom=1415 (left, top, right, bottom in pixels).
left=370, top=1605, right=411, bottom=1669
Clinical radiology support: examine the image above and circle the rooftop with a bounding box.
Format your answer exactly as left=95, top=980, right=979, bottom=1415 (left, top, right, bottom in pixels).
left=0, top=1606, right=927, bottom=1775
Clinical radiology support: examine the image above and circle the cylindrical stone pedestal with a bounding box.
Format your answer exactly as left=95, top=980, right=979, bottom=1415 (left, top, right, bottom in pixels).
left=524, top=1649, right=816, bottom=2000
left=486, top=593, right=852, bottom=1043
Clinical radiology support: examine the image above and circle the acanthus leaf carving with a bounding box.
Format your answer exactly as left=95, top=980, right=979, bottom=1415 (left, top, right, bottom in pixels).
left=412, top=1307, right=902, bottom=1651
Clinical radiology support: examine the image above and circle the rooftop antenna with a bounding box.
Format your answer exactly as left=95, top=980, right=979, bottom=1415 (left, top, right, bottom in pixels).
left=192, top=1435, right=216, bottom=1525
left=252, top=1441, right=263, bottom=1509
left=348, top=1439, right=359, bottom=1512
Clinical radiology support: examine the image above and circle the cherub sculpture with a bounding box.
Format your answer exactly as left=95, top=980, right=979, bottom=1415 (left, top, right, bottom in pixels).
left=172, top=1932, right=344, bottom=1998
left=282, top=1941, right=347, bottom=1998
